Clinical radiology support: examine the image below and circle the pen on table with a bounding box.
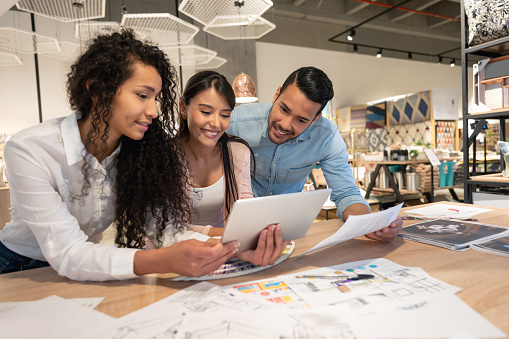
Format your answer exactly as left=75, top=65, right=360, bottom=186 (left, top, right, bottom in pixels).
left=296, top=274, right=375, bottom=280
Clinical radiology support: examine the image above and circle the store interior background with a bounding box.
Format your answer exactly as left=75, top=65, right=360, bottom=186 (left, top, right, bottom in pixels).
left=2, top=0, right=508, bottom=218
left=0, top=0, right=471, bottom=133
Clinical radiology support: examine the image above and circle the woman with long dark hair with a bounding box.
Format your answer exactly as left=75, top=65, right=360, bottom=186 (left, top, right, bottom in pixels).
left=178, top=71, right=286, bottom=266
left=0, top=30, right=238, bottom=281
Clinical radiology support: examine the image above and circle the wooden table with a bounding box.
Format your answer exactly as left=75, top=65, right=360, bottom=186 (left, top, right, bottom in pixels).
left=0, top=202, right=508, bottom=334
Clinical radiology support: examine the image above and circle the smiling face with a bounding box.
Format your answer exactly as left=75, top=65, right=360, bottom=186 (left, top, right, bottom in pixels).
left=267, top=83, right=322, bottom=144
left=180, top=88, right=232, bottom=149
left=108, top=61, right=162, bottom=142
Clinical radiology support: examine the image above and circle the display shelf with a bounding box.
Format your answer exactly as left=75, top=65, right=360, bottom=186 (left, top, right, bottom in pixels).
left=461, top=0, right=509, bottom=203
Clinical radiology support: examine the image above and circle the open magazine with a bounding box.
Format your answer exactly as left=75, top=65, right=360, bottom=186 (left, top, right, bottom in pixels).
left=397, top=219, right=509, bottom=251
left=470, top=235, right=509, bottom=258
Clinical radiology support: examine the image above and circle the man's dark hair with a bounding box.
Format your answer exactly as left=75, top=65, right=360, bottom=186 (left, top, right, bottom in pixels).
left=280, top=66, right=334, bottom=116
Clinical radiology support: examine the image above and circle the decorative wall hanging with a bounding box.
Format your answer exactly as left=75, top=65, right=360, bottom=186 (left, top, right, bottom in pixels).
left=387, top=91, right=431, bottom=125
left=386, top=121, right=432, bottom=146
left=368, top=128, right=387, bottom=152
left=350, top=104, right=367, bottom=130
left=366, top=101, right=386, bottom=129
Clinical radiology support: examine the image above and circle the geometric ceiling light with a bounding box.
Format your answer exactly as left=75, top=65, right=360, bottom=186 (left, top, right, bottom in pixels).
left=120, top=13, right=199, bottom=46
left=0, top=51, right=22, bottom=66
left=16, top=0, right=106, bottom=22
left=161, top=44, right=217, bottom=66
left=195, top=56, right=228, bottom=70
left=75, top=21, right=121, bottom=41
left=179, top=0, right=273, bottom=27
left=39, top=41, right=82, bottom=61
left=204, top=16, right=276, bottom=40
left=0, top=28, right=60, bottom=54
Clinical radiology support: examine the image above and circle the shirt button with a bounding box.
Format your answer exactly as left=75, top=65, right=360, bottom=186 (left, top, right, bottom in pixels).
left=273, top=164, right=276, bottom=167
left=269, top=192, right=273, bottom=195
left=96, top=189, right=101, bottom=194
left=95, top=212, right=100, bottom=217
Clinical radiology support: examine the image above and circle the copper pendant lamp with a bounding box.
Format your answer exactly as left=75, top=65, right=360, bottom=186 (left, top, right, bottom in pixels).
left=232, top=72, right=258, bottom=104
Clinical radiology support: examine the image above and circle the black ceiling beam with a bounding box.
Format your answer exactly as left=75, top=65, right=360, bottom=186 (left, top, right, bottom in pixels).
left=328, top=0, right=413, bottom=42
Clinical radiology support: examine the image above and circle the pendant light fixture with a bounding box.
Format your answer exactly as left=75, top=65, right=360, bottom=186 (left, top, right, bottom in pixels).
left=231, top=0, right=258, bottom=104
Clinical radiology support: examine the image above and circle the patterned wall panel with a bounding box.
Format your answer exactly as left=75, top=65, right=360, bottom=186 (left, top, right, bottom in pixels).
left=387, top=91, right=431, bottom=125
left=368, top=128, right=387, bottom=152
left=336, top=107, right=350, bottom=132
left=386, top=121, right=432, bottom=146
left=366, top=101, right=386, bottom=129
left=436, top=121, right=456, bottom=150
left=350, top=104, right=367, bottom=130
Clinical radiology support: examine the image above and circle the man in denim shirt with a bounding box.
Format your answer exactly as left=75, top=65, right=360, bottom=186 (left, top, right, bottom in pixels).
left=227, top=67, right=402, bottom=241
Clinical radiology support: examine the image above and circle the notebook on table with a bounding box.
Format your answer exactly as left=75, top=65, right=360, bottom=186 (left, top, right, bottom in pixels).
left=398, top=219, right=509, bottom=251
left=221, top=189, right=331, bottom=252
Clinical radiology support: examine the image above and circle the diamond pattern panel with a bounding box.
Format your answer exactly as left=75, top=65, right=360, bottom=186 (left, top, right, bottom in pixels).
left=386, top=121, right=432, bottom=146
left=368, top=128, right=387, bottom=152
left=388, top=91, right=431, bottom=125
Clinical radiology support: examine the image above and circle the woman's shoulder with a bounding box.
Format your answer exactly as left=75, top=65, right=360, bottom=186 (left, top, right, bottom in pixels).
left=227, top=138, right=250, bottom=155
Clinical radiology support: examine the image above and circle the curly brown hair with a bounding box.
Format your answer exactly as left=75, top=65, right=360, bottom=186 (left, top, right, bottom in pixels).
left=66, top=29, right=189, bottom=248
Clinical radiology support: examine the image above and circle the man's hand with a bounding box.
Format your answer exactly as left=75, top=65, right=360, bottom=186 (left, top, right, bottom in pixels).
left=365, top=216, right=403, bottom=242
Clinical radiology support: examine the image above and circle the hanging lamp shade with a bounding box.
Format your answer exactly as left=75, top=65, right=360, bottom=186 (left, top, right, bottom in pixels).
left=232, top=72, right=258, bottom=104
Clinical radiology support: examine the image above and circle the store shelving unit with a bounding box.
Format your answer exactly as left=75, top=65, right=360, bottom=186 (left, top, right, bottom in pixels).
left=461, top=0, right=509, bottom=203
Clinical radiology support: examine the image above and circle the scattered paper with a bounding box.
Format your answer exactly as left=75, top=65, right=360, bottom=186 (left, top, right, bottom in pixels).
left=303, top=203, right=403, bottom=255
left=0, top=295, right=113, bottom=339
left=176, top=305, right=354, bottom=339
left=351, top=295, right=505, bottom=338
left=404, top=204, right=492, bottom=219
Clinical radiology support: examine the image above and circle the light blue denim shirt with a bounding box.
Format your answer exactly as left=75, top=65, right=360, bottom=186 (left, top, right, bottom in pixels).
left=227, top=102, right=369, bottom=220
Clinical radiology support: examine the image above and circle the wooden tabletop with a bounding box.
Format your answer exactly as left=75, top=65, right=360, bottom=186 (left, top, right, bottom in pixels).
left=0, top=201, right=508, bottom=334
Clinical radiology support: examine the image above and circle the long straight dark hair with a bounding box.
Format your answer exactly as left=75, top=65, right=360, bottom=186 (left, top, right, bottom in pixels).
left=179, top=70, right=254, bottom=219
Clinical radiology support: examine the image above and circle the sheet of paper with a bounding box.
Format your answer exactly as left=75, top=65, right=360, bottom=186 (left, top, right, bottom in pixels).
left=404, top=204, right=492, bottom=219
left=279, top=258, right=461, bottom=314
left=224, top=277, right=310, bottom=309
left=77, top=281, right=276, bottom=339
left=0, top=295, right=113, bottom=339
left=352, top=294, right=505, bottom=338
left=0, top=297, right=104, bottom=314
left=176, top=305, right=354, bottom=339
left=303, top=203, right=403, bottom=255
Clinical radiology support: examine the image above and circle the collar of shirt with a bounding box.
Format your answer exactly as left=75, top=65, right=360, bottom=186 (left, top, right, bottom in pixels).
left=60, top=111, right=121, bottom=168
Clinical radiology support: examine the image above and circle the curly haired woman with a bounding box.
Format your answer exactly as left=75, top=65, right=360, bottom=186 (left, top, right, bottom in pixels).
left=0, top=29, right=238, bottom=281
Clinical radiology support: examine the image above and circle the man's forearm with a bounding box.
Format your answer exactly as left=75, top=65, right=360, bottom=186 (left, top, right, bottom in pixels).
left=343, top=203, right=371, bottom=220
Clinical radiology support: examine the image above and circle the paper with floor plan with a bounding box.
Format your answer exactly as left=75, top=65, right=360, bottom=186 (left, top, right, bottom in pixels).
left=176, top=305, right=354, bottom=339
left=303, top=203, right=403, bottom=255
left=278, top=258, right=461, bottom=314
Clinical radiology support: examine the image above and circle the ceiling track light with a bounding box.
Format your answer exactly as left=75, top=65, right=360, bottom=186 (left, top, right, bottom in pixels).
left=438, top=56, right=443, bottom=65
left=376, top=49, right=382, bottom=58
left=353, top=44, right=358, bottom=54
left=408, top=52, right=412, bottom=60
left=450, top=59, right=455, bottom=67
left=347, top=29, right=355, bottom=41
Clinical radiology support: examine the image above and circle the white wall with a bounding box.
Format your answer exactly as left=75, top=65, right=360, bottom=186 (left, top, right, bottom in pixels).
left=255, top=41, right=467, bottom=114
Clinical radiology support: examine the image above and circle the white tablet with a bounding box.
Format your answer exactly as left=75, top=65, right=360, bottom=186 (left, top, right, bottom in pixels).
left=221, top=189, right=332, bottom=252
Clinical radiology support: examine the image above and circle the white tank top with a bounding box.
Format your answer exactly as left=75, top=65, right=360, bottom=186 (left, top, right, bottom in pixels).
left=189, top=176, right=225, bottom=227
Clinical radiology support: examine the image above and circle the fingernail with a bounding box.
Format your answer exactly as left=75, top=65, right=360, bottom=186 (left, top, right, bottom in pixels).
left=272, top=225, right=276, bottom=231
left=234, top=241, right=239, bottom=248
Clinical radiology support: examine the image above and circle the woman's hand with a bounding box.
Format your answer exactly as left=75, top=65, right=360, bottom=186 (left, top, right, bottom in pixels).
left=365, top=216, right=403, bottom=242
left=236, top=223, right=288, bottom=266
left=134, top=238, right=238, bottom=277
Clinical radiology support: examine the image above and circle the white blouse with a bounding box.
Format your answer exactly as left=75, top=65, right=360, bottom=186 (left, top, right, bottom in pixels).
left=189, top=176, right=225, bottom=227
left=0, top=112, right=207, bottom=281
